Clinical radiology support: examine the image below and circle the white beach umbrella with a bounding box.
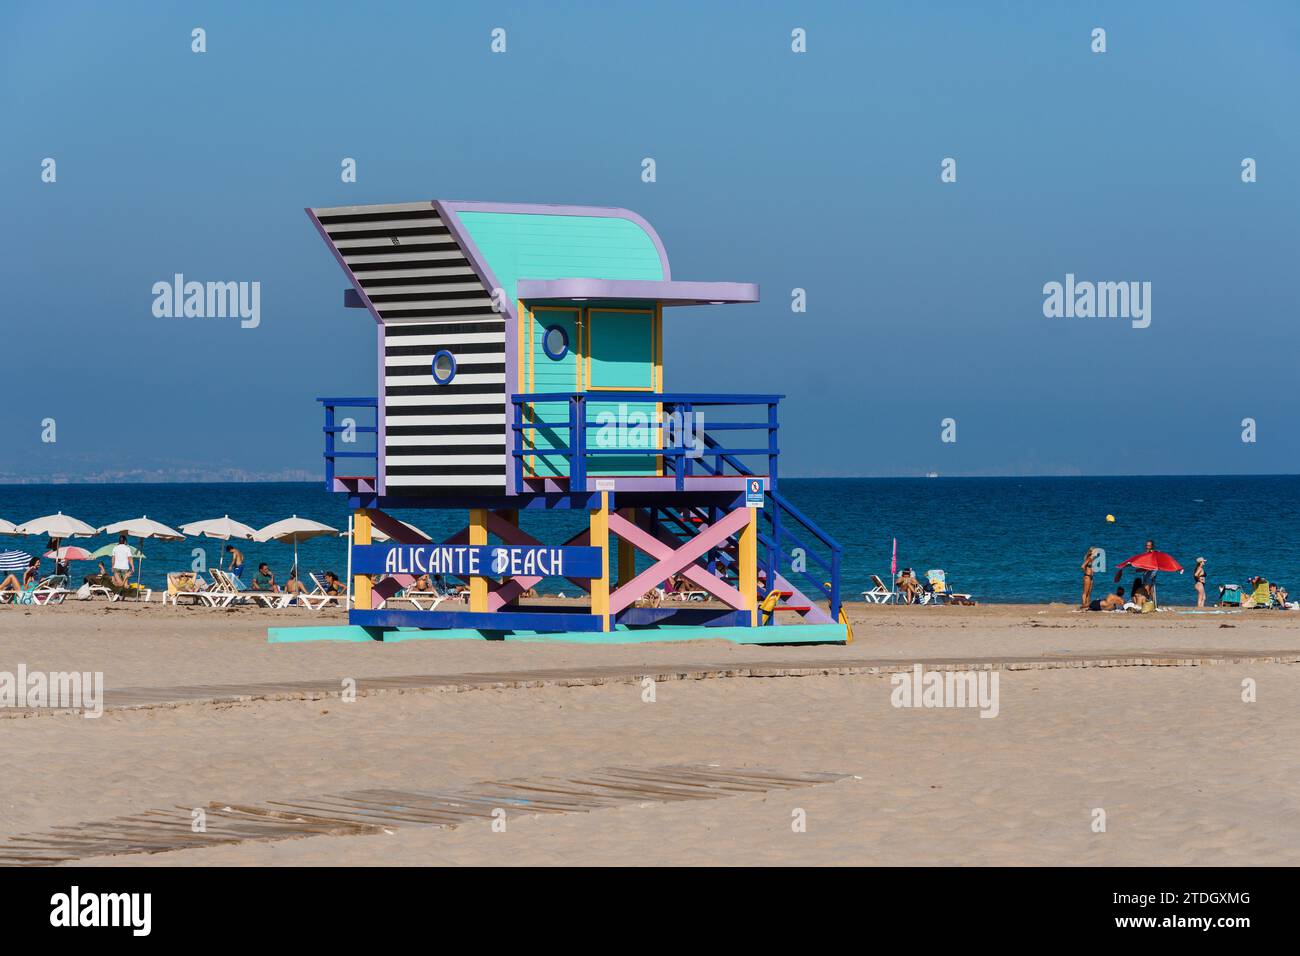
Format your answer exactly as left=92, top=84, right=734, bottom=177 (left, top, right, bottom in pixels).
left=14, top=513, right=97, bottom=570
left=255, top=516, right=340, bottom=575
left=0, top=519, right=18, bottom=536
left=180, top=515, right=257, bottom=577
left=14, top=512, right=97, bottom=539
left=179, top=515, right=258, bottom=540
left=99, top=516, right=185, bottom=589
left=99, top=516, right=185, bottom=541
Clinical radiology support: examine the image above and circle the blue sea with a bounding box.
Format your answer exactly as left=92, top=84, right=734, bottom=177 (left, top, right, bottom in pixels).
left=1, top=476, right=1295, bottom=604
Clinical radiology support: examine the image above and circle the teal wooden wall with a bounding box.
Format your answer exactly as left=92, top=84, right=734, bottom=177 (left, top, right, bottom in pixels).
left=528, top=307, right=579, bottom=478
left=457, top=212, right=665, bottom=303
left=460, top=211, right=666, bottom=481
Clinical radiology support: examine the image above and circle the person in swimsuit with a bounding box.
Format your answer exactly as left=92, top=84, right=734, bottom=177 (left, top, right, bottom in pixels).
left=896, top=569, right=923, bottom=604
left=1091, top=585, right=1125, bottom=611
left=1141, top=539, right=1158, bottom=607
left=1193, top=557, right=1206, bottom=608
left=1080, top=547, right=1097, bottom=609
left=224, top=544, right=245, bottom=582
left=0, top=557, right=42, bottom=599
left=322, top=571, right=346, bottom=596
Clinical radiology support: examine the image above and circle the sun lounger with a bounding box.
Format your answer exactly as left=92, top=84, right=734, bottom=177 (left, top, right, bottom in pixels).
left=303, top=572, right=346, bottom=611
left=388, top=588, right=449, bottom=611
left=208, top=569, right=293, bottom=608
left=166, top=571, right=231, bottom=608
left=862, top=574, right=897, bottom=604
left=110, top=582, right=153, bottom=603
left=17, top=575, right=69, bottom=605
left=925, top=569, right=972, bottom=604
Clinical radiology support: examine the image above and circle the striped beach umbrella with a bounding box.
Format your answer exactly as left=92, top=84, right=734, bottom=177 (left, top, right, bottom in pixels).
left=0, top=549, right=34, bottom=572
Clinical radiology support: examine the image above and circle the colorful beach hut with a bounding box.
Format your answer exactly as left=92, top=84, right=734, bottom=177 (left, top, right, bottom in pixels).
left=307, top=200, right=844, bottom=643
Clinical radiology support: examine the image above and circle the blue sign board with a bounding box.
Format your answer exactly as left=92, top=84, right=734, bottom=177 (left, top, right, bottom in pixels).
left=745, top=478, right=765, bottom=508
left=351, top=544, right=603, bottom=579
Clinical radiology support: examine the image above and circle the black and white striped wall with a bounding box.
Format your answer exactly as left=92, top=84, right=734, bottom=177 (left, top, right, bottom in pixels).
left=309, top=202, right=508, bottom=496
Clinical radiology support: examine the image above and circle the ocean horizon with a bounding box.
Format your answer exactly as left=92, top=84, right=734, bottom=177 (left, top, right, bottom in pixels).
left=2, top=475, right=1295, bottom=604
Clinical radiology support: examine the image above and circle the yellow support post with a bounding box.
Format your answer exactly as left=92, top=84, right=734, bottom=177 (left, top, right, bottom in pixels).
left=353, top=509, right=373, bottom=611
left=469, top=508, right=488, bottom=612
left=738, top=506, right=758, bottom=626
left=590, top=492, right=610, bottom=631
left=617, top=507, right=636, bottom=586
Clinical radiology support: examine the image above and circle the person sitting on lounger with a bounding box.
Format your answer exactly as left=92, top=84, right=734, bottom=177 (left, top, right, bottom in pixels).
left=281, top=570, right=309, bottom=602
left=322, top=571, right=346, bottom=596
left=896, top=569, right=923, bottom=604
left=1, top=557, right=42, bottom=598
left=253, top=563, right=279, bottom=592
left=411, top=573, right=435, bottom=592
left=1090, top=586, right=1125, bottom=611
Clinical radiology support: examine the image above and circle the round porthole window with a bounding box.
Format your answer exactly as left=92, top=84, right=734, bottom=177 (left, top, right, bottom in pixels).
left=431, top=350, right=456, bottom=385
left=542, top=325, right=569, bottom=360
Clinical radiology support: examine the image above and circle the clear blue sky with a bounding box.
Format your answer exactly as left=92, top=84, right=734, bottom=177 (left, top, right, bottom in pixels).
left=4, top=0, right=1297, bottom=480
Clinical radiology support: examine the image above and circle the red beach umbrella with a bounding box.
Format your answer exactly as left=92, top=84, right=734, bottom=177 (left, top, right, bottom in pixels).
left=1117, top=551, right=1183, bottom=573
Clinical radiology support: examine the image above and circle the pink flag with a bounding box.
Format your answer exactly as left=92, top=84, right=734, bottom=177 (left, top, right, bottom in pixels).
left=891, top=538, right=897, bottom=577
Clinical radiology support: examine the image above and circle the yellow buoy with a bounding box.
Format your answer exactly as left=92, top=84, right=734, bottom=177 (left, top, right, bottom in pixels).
left=1105, top=514, right=1116, bottom=523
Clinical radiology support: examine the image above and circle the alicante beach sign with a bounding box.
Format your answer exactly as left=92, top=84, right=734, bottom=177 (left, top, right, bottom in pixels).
left=351, top=544, right=603, bottom=579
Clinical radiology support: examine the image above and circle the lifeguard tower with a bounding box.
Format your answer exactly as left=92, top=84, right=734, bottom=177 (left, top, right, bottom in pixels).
left=307, top=200, right=846, bottom=643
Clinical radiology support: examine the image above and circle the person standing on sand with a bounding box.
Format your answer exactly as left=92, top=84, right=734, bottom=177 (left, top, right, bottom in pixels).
left=1193, top=557, right=1207, bottom=608
left=225, top=544, right=245, bottom=582
left=1080, top=547, right=1097, bottom=609
left=111, top=534, right=135, bottom=588
left=1140, top=539, right=1159, bottom=607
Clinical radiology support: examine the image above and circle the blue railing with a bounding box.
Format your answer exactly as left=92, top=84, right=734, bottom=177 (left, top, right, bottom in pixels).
left=509, top=392, right=781, bottom=492
left=690, top=434, right=841, bottom=620
left=317, top=397, right=378, bottom=490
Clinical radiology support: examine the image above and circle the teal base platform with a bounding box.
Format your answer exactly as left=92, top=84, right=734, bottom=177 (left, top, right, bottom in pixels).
left=267, top=622, right=848, bottom=645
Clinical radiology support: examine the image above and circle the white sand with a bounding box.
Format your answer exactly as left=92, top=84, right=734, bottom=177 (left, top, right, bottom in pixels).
left=1, top=600, right=1297, bottom=865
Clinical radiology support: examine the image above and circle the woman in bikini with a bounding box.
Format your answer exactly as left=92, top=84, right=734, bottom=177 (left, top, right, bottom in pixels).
left=1080, top=547, right=1097, bottom=609
left=0, top=558, right=42, bottom=600
left=1193, top=557, right=1207, bottom=608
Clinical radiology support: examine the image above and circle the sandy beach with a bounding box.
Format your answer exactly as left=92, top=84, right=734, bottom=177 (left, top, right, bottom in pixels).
left=2, top=599, right=1298, bottom=866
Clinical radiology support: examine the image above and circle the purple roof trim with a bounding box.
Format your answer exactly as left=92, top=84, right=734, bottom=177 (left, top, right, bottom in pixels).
left=437, top=200, right=673, bottom=281
left=375, top=324, right=386, bottom=494
left=516, top=278, right=758, bottom=306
